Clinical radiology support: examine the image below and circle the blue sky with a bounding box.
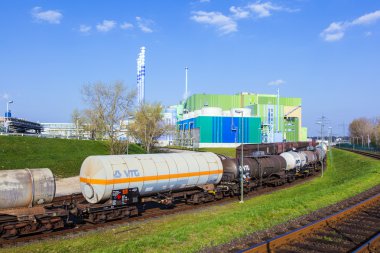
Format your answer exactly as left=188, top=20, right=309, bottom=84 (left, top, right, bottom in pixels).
left=0, top=0, right=379, bottom=136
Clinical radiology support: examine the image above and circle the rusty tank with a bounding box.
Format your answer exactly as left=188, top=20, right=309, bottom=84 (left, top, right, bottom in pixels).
left=0, top=169, right=55, bottom=209
left=221, top=155, right=287, bottom=181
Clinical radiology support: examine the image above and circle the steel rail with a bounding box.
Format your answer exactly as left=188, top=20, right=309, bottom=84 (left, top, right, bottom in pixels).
left=337, top=148, right=380, bottom=160
left=352, top=232, right=380, bottom=253
left=239, top=193, right=380, bottom=253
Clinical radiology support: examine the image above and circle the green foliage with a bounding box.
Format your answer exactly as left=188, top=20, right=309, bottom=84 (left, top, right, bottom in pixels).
left=3, top=149, right=380, bottom=253
left=128, top=103, right=170, bottom=153
left=0, top=136, right=145, bottom=178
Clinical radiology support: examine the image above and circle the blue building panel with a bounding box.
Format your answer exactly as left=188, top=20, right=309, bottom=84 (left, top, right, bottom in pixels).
left=177, top=116, right=261, bottom=144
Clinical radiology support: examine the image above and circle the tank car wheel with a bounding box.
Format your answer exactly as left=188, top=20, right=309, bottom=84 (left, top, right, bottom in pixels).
left=96, top=214, right=107, bottom=224
left=3, top=234, right=19, bottom=240
left=2, top=228, right=19, bottom=240
left=19, top=224, right=34, bottom=235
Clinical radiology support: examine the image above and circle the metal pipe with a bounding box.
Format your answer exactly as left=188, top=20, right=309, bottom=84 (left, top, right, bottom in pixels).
left=277, top=88, right=280, bottom=132
left=185, top=67, right=188, bottom=100
left=235, top=109, right=244, bottom=203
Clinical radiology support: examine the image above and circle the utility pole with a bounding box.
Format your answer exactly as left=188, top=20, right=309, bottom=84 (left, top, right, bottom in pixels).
left=316, top=115, right=327, bottom=178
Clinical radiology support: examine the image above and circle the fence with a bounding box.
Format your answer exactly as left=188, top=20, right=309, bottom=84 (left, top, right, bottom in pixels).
left=338, top=143, right=380, bottom=153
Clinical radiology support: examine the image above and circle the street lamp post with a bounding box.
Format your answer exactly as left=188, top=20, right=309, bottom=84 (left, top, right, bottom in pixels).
left=5, top=101, right=13, bottom=133
left=235, top=109, right=244, bottom=204
left=76, top=118, right=79, bottom=140
left=316, top=121, right=324, bottom=178
left=328, top=127, right=332, bottom=149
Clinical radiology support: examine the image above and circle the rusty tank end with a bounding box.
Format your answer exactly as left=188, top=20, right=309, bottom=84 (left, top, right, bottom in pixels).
left=0, top=169, right=55, bottom=209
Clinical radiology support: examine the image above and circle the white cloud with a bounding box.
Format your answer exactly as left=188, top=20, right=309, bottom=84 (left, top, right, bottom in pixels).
left=246, top=1, right=297, bottom=18
left=79, top=25, right=91, bottom=33
left=2, top=93, right=9, bottom=100
left=96, top=20, right=116, bottom=32
left=31, top=6, right=63, bottom=24
left=321, top=10, right=380, bottom=42
left=120, top=22, right=133, bottom=30
left=230, top=6, right=250, bottom=19
left=268, top=79, right=285, bottom=86
left=352, top=10, right=380, bottom=25
left=247, top=2, right=282, bottom=18
left=365, top=31, right=373, bottom=37
left=191, top=11, right=237, bottom=35
left=136, top=17, right=153, bottom=33
left=320, top=22, right=347, bottom=42
left=191, top=2, right=297, bottom=35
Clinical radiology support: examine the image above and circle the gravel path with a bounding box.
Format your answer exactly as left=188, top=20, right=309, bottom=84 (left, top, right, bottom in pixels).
left=55, top=176, right=81, bottom=197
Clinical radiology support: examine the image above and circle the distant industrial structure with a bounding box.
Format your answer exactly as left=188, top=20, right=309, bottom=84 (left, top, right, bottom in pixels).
left=173, top=92, right=307, bottom=148
left=137, top=46, right=146, bottom=106
left=1, top=101, right=43, bottom=134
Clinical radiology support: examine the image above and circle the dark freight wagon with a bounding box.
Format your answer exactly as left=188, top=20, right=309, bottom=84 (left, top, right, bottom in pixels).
left=236, top=141, right=315, bottom=157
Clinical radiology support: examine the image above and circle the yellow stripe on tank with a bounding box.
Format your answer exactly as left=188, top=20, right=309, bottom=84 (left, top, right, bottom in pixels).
left=80, top=169, right=223, bottom=185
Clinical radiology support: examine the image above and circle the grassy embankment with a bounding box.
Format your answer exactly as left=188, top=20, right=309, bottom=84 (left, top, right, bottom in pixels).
left=4, top=148, right=380, bottom=253
left=0, top=136, right=145, bottom=178
left=167, top=146, right=236, bottom=158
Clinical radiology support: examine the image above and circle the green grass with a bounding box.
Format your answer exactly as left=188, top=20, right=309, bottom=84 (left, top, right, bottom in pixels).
left=199, top=147, right=236, bottom=158
left=0, top=136, right=145, bottom=178
left=2, top=149, right=380, bottom=253
left=167, top=146, right=236, bottom=158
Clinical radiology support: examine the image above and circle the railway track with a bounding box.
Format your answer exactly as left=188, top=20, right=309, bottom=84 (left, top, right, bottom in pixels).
left=239, top=191, right=380, bottom=253
left=0, top=170, right=322, bottom=248
left=338, top=148, right=380, bottom=160
left=237, top=148, right=380, bottom=253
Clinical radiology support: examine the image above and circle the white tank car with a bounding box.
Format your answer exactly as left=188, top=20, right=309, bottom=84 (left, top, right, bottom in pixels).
left=80, top=152, right=224, bottom=204
left=280, top=151, right=301, bottom=171
left=318, top=143, right=328, bottom=152
left=316, top=145, right=327, bottom=161
left=0, top=169, right=55, bottom=209
left=298, top=152, right=307, bottom=167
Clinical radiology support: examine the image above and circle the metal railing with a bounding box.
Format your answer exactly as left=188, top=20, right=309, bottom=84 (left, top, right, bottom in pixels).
left=337, top=143, right=380, bottom=153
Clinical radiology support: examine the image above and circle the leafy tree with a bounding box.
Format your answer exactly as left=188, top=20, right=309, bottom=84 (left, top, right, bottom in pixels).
left=127, top=103, right=171, bottom=153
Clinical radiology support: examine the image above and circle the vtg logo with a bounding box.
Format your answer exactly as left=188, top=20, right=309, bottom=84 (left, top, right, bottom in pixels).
left=239, top=165, right=250, bottom=173
left=113, top=169, right=140, bottom=178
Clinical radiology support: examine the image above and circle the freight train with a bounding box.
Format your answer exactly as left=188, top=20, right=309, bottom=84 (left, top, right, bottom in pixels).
left=0, top=143, right=327, bottom=239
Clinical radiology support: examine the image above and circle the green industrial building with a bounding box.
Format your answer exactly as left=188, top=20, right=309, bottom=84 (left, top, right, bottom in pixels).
left=175, top=92, right=307, bottom=148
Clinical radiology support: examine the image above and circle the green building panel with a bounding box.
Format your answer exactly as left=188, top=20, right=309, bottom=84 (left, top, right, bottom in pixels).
left=183, top=93, right=301, bottom=112
left=284, top=117, right=299, bottom=142
left=179, top=93, right=303, bottom=143
left=301, top=127, right=308, bottom=141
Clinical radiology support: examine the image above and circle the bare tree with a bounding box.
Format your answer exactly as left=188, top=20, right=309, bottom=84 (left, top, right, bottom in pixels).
left=81, top=82, right=136, bottom=154
left=71, top=109, right=85, bottom=138
left=372, top=117, right=380, bottom=147
left=349, top=117, right=374, bottom=146
left=127, top=103, right=171, bottom=153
